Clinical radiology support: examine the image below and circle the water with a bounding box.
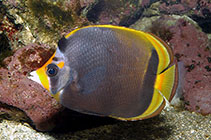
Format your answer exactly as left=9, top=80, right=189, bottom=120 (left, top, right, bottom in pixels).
left=0, top=0, right=210, bottom=139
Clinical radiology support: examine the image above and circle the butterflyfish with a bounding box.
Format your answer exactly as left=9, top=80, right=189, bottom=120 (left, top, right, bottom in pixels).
left=29, top=25, right=178, bottom=120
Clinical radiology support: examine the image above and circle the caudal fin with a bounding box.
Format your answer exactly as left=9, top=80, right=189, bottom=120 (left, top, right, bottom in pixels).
left=155, top=64, right=178, bottom=102
left=171, top=62, right=186, bottom=106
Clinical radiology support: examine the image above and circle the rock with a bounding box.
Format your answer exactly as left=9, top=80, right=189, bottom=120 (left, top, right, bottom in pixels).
left=0, top=107, right=211, bottom=139
left=191, top=7, right=211, bottom=33
left=159, top=0, right=211, bottom=33
left=2, top=0, right=90, bottom=46
left=159, top=0, right=198, bottom=14
left=0, top=33, right=12, bottom=67
left=86, top=0, right=152, bottom=26
left=7, top=43, right=54, bottom=73
left=0, top=2, right=24, bottom=50
left=131, top=15, right=211, bottom=115
left=0, top=0, right=210, bottom=134
left=0, top=0, right=162, bottom=132
left=79, top=0, right=95, bottom=8
left=169, top=19, right=211, bottom=115
left=0, top=44, right=64, bottom=131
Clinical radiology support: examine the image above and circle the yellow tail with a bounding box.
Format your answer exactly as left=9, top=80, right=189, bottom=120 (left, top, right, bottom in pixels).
left=155, top=64, right=178, bottom=102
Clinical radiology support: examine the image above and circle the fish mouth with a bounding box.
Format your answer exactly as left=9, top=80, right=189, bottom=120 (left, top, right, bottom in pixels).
left=28, top=70, right=42, bottom=85
left=51, top=89, right=63, bottom=102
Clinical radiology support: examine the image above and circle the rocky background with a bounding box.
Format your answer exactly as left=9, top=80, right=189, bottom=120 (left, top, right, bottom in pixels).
left=0, top=0, right=210, bottom=139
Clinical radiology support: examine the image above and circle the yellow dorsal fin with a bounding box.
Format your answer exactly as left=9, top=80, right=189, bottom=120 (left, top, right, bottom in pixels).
left=144, top=32, right=174, bottom=74
left=155, top=64, right=178, bottom=101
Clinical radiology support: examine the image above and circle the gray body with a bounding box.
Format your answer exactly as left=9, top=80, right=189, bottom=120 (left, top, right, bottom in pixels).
left=52, top=27, right=159, bottom=118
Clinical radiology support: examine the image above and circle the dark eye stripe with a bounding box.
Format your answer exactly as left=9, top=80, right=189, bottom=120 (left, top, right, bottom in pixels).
left=52, top=57, right=58, bottom=61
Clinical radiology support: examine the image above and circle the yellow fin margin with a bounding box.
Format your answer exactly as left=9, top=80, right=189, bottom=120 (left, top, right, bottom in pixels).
left=110, top=89, right=165, bottom=121
left=144, top=33, right=172, bottom=74
left=112, top=65, right=177, bottom=121
left=65, top=25, right=173, bottom=74
left=65, top=25, right=150, bottom=42
left=111, top=63, right=177, bottom=121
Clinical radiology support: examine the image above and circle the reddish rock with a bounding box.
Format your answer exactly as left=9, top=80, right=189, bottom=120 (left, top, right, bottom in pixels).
left=86, top=0, right=149, bottom=26
left=0, top=1, right=210, bottom=132
left=159, top=3, right=186, bottom=14
left=141, top=0, right=153, bottom=7
left=159, top=0, right=211, bottom=15
left=79, top=0, right=95, bottom=8
left=169, top=19, right=211, bottom=115
left=0, top=15, right=22, bottom=47
left=181, top=0, right=198, bottom=8
left=149, top=16, right=211, bottom=114
left=0, top=43, right=115, bottom=132
left=7, top=44, right=54, bottom=74
left=0, top=44, right=64, bottom=131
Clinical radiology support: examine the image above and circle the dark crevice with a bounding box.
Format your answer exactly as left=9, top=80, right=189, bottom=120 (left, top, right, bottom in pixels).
left=0, top=33, right=13, bottom=67
left=87, top=0, right=105, bottom=23
left=190, top=8, right=211, bottom=33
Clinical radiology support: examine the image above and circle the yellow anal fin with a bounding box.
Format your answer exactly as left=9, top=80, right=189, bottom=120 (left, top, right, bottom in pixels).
left=111, top=89, right=165, bottom=121
left=155, top=64, right=178, bottom=102
left=133, top=88, right=165, bottom=120
left=111, top=64, right=178, bottom=121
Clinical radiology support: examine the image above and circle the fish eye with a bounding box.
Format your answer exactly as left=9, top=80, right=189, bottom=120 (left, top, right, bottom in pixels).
left=46, top=64, right=59, bottom=77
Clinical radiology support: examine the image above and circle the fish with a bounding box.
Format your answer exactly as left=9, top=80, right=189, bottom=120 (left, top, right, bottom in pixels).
left=29, top=25, right=178, bottom=120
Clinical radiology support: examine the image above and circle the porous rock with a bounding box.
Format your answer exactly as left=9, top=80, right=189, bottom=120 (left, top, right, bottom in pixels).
left=86, top=0, right=153, bottom=26
left=132, top=15, right=211, bottom=115
left=159, top=0, right=211, bottom=33
left=0, top=44, right=64, bottom=131
left=169, top=19, right=211, bottom=115
left=145, top=16, right=211, bottom=114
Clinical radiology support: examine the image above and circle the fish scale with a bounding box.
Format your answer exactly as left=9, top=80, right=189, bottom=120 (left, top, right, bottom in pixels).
left=29, top=25, right=178, bottom=120
left=58, top=27, right=156, bottom=117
